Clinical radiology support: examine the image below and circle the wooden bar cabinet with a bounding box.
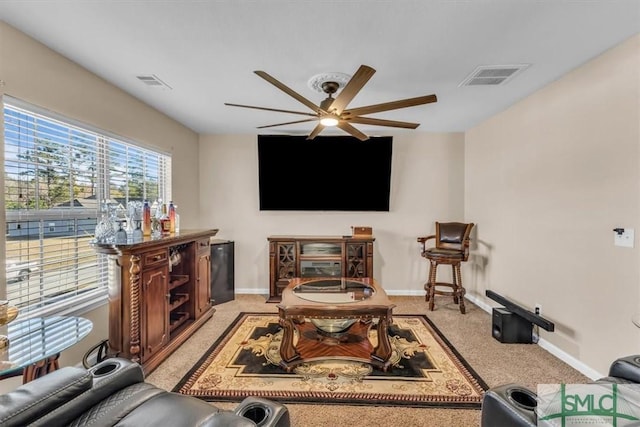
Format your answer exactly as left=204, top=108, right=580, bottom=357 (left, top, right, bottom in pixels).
left=92, top=229, right=218, bottom=373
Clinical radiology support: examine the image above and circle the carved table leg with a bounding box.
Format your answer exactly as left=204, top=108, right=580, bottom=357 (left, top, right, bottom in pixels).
left=22, top=354, right=60, bottom=383
left=371, top=314, right=393, bottom=371
left=279, top=317, right=300, bottom=370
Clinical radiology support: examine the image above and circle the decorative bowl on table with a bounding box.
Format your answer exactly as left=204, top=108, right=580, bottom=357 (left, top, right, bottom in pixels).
left=310, top=318, right=357, bottom=334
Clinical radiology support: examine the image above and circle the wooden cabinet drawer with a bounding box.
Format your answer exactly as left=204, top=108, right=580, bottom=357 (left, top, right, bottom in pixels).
left=142, top=249, right=168, bottom=268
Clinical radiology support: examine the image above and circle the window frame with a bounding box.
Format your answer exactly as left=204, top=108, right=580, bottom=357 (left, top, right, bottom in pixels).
left=2, top=95, right=172, bottom=320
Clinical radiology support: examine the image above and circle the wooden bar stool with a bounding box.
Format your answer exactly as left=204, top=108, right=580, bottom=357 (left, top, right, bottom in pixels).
left=418, top=222, right=474, bottom=314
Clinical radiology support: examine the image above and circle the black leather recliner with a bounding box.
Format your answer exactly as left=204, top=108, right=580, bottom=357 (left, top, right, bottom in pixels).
left=0, top=357, right=290, bottom=427
left=481, top=355, right=640, bottom=427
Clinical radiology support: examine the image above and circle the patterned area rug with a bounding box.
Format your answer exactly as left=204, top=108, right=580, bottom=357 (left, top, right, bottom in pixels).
left=173, top=313, right=488, bottom=408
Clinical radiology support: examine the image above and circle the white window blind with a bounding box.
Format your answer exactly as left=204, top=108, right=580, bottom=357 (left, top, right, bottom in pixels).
left=3, top=98, right=172, bottom=319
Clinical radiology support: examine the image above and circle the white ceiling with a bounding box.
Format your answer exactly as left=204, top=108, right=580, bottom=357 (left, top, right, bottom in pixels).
left=1, top=1, right=639, bottom=137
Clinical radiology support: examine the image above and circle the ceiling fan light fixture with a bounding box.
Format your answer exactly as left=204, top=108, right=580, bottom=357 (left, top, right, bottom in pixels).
left=226, top=65, right=438, bottom=140
left=319, top=97, right=335, bottom=111
left=320, top=116, right=339, bottom=127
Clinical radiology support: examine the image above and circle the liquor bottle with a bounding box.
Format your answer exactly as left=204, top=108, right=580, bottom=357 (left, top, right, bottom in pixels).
left=160, top=203, right=171, bottom=235
left=168, top=201, right=176, bottom=233
left=142, top=200, right=151, bottom=236
left=115, top=220, right=128, bottom=244
left=152, top=199, right=162, bottom=236
left=151, top=199, right=160, bottom=220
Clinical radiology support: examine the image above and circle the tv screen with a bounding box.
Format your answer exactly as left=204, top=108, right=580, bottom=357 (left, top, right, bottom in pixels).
left=258, top=135, right=392, bottom=211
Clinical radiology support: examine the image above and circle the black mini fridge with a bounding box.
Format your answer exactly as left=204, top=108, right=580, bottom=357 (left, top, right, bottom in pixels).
left=210, top=239, right=234, bottom=305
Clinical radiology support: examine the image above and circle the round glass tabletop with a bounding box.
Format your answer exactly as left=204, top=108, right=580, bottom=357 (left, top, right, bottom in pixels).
left=292, top=278, right=374, bottom=304
left=0, top=316, right=93, bottom=378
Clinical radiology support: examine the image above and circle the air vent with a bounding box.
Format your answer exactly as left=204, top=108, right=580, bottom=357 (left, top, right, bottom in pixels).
left=459, top=64, right=530, bottom=87
left=136, top=74, right=172, bottom=89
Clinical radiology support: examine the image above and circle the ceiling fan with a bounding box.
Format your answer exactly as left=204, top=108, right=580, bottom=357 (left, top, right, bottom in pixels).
left=224, top=65, right=437, bottom=141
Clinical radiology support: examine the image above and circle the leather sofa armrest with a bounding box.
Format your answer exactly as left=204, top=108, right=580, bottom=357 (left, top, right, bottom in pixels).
left=608, top=355, right=640, bottom=383
left=0, top=366, right=92, bottom=427
left=481, top=383, right=537, bottom=427
left=28, top=358, right=150, bottom=427
left=114, top=392, right=255, bottom=427
left=234, top=396, right=291, bottom=427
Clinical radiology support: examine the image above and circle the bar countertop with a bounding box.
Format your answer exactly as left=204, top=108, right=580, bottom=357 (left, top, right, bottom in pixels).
left=90, top=228, right=219, bottom=255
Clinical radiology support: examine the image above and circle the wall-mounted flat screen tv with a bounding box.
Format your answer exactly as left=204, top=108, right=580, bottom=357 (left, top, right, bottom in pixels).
left=258, top=135, right=392, bottom=211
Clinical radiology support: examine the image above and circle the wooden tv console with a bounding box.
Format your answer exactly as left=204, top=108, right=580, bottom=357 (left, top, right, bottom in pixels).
left=92, top=229, right=218, bottom=373
left=267, top=234, right=375, bottom=302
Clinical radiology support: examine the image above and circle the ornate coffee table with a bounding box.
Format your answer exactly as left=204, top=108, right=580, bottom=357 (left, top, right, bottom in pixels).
left=276, top=277, right=395, bottom=371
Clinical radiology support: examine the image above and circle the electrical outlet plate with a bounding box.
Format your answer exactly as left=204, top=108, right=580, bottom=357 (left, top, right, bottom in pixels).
left=535, top=304, right=542, bottom=316
left=614, top=228, right=634, bottom=248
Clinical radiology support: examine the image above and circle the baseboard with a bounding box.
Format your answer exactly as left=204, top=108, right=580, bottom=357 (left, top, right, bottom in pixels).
left=385, top=289, right=424, bottom=296
left=464, top=293, right=604, bottom=380
left=535, top=337, right=603, bottom=380
left=236, top=288, right=267, bottom=295
left=464, top=292, right=493, bottom=313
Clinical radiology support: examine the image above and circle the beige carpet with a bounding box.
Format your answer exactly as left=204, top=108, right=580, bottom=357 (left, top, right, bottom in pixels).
left=146, top=295, right=589, bottom=427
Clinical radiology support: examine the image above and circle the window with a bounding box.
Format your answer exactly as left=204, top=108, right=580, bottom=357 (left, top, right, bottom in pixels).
left=3, top=97, right=172, bottom=319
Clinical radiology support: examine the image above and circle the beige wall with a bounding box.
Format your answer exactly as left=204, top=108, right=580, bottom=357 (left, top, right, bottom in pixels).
left=465, top=34, right=640, bottom=375
left=2, top=19, right=639, bottom=386
left=0, top=21, right=200, bottom=383
left=198, top=132, right=465, bottom=294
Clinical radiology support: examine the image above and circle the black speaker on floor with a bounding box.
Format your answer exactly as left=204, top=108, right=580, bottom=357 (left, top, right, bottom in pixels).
left=492, top=308, right=533, bottom=344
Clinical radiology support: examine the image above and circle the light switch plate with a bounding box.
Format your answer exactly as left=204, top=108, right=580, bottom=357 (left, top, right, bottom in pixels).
left=614, top=228, right=634, bottom=248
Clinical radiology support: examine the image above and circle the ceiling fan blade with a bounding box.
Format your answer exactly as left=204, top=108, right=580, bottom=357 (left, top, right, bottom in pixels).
left=254, top=70, right=327, bottom=114
left=257, top=118, right=319, bottom=129
left=342, top=94, right=437, bottom=117
left=306, top=123, right=325, bottom=140
left=337, top=121, right=369, bottom=141
left=346, top=116, right=420, bottom=129
left=225, top=103, right=318, bottom=117
left=329, top=65, right=376, bottom=115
